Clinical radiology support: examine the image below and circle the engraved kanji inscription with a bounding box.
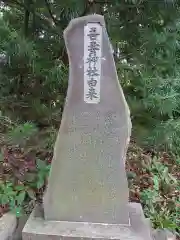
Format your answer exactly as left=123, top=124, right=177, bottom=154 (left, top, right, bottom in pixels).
left=84, top=23, right=102, bottom=104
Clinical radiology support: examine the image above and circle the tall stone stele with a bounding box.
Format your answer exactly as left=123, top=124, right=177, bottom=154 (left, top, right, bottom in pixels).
left=22, top=15, right=154, bottom=240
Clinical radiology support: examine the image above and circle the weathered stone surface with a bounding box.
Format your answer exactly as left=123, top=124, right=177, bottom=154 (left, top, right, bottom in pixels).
left=128, top=203, right=152, bottom=240
left=12, top=215, right=28, bottom=240
left=44, top=14, right=131, bottom=225
left=22, top=203, right=152, bottom=240
left=0, top=213, right=17, bottom=240
left=153, top=229, right=176, bottom=240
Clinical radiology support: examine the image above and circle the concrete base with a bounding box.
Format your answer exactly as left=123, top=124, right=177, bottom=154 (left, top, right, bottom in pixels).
left=0, top=213, right=17, bottom=240
left=153, top=229, right=176, bottom=240
left=22, top=203, right=153, bottom=240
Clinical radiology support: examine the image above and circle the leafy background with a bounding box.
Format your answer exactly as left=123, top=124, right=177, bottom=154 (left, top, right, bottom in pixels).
left=0, top=0, right=179, bottom=238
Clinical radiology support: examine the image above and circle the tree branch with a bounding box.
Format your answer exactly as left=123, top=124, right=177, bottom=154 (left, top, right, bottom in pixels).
left=3, top=0, right=27, bottom=11
left=44, top=0, right=59, bottom=26
left=79, top=1, right=93, bottom=17
left=24, top=0, right=32, bottom=37
left=79, top=0, right=109, bottom=16
left=2, top=0, right=56, bottom=29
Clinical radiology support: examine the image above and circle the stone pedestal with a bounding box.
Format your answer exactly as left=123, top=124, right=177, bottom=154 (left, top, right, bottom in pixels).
left=22, top=203, right=153, bottom=240
left=0, top=213, right=17, bottom=240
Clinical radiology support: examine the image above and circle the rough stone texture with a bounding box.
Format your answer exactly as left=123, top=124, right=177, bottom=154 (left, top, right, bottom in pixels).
left=22, top=203, right=152, bottom=240
left=152, top=229, right=176, bottom=240
left=44, top=14, right=132, bottom=225
left=12, top=215, right=28, bottom=240
left=0, top=213, right=17, bottom=240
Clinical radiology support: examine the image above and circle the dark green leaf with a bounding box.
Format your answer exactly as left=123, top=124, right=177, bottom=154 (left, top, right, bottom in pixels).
left=36, top=175, right=45, bottom=189
left=36, top=159, right=46, bottom=170
left=27, top=189, right=36, bottom=200
left=16, top=191, right=26, bottom=205
left=11, top=206, right=23, bottom=217
left=15, top=185, right=26, bottom=191
left=1, top=195, right=9, bottom=205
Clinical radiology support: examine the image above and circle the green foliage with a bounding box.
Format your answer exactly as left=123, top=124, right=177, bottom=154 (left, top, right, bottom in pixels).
left=0, top=121, right=51, bottom=217
left=127, top=144, right=179, bottom=237
left=0, top=181, right=33, bottom=217
left=35, top=159, right=51, bottom=189
left=6, top=122, right=38, bottom=146
left=0, top=153, right=50, bottom=217
left=140, top=156, right=179, bottom=234
left=116, top=19, right=180, bottom=152
left=0, top=0, right=180, bottom=152
left=0, top=15, right=68, bottom=126
left=0, top=117, right=56, bottom=154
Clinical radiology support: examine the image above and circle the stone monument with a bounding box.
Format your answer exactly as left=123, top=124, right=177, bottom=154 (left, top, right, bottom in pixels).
left=22, top=14, right=153, bottom=240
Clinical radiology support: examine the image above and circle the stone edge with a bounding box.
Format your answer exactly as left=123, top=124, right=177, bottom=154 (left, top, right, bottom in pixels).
left=63, top=14, right=105, bottom=41
left=0, top=212, right=17, bottom=240
left=22, top=203, right=153, bottom=240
